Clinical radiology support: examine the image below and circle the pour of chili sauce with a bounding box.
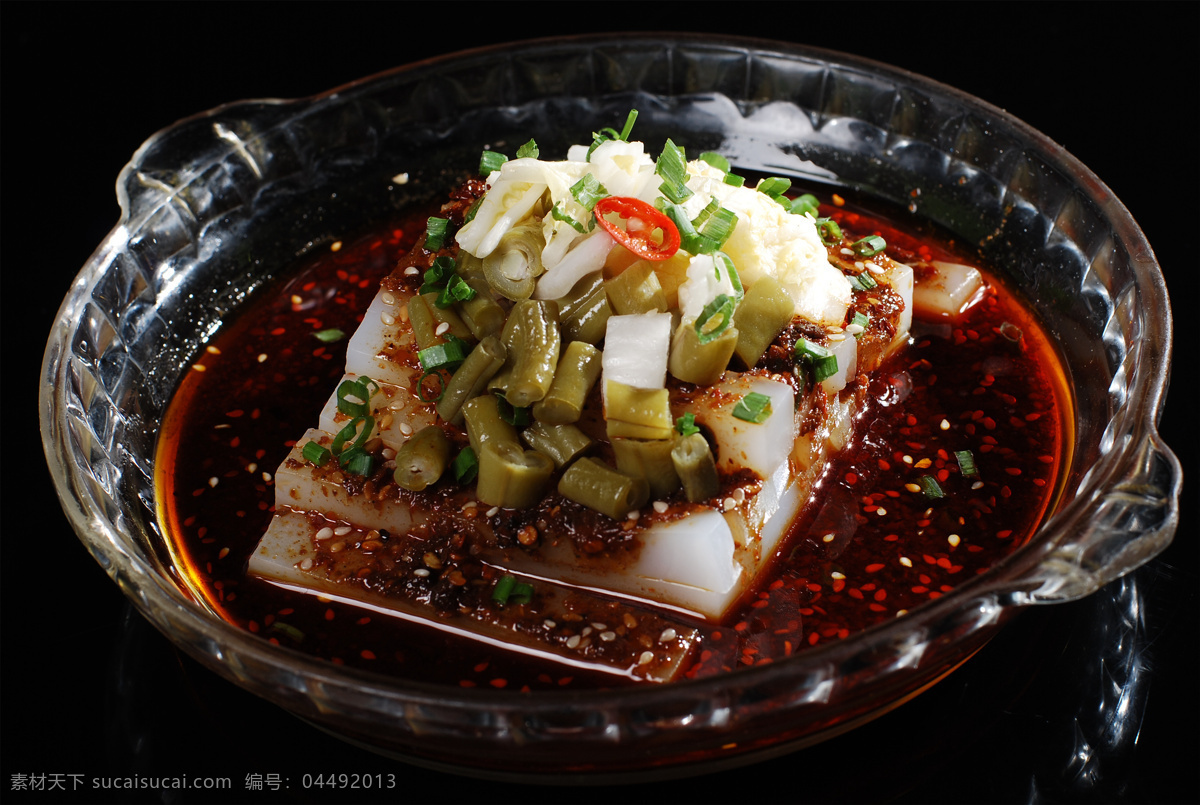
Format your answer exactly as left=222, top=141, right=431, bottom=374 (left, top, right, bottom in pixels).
left=156, top=195, right=1067, bottom=691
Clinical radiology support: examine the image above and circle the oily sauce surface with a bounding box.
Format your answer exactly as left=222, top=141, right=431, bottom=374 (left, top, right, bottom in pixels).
left=157, top=200, right=1066, bottom=691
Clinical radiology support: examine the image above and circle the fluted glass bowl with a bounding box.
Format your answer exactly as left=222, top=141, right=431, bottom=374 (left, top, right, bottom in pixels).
left=40, top=34, right=1180, bottom=780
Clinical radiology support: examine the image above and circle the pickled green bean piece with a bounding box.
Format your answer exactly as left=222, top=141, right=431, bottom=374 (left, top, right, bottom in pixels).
left=462, top=395, right=518, bottom=455
left=558, top=458, right=649, bottom=521
left=604, top=262, right=668, bottom=315
left=533, top=340, right=601, bottom=424
left=482, top=219, right=545, bottom=301
left=521, top=422, right=593, bottom=469
left=423, top=292, right=474, bottom=343
left=436, top=336, right=507, bottom=425
left=456, top=254, right=507, bottom=338
left=476, top=440, right=555, bottom=509
left=409, top=293, right=473, bottom=350
left=553, top=271, right=606, bottom=322
left=503, top=300, right=561, bottom=408
left=604, top=380, right=672, bottom=431
left=671, top=433, right=721, bottom=502
left=612, top=437, right=680, bottom=498
left=392, top=425, right=452, bottom=492
left=560, top=286, right=612, bottom=345
left=668, top=319, right=738, bottom=386
left=733, top=275, right=795, bottom=368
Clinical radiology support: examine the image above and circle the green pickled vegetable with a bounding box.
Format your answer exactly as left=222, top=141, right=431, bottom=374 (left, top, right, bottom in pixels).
left=502, top=300, right=561, bottom=408
left=604, top=263, right=668, bottom=315
left=533, top=340, right=602, bottom=424
left=557, top=458, right=650, bottom=521
left=521, top=421, right=593, bottom=469
left=733, top=275, right=795, bottom=368
left=671, top=432, right=720, bottom=502
left=604, top=380, right=673, bottom=439
left=436, top=336, right=507, bottom=425
left=392, top=425, right=452, bottom=492
left=668, top=319, right=738, bottom=386
left=462, top=394, right=519, bottom=455
left=475, top=440, right=555, bottom=509
left=481, top=218, right=545, bottom=301
left=455, top=253, right=506, bottom=338
left=611, top=437, right=681, bottom=498
left=409, top=292, right=473, bottom=350
left=560, top=286, right=612, bottom=345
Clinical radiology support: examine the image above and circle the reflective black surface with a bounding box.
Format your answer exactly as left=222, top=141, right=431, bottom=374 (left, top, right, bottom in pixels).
left=8, top=6, right=1197, bottom=803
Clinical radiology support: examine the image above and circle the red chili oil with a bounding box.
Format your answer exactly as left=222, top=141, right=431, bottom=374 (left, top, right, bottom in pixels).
left=156, top=199, right=1068, bottom=691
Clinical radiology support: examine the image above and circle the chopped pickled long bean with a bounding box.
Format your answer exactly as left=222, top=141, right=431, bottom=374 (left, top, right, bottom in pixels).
left=503, top=300, right=561, bottom=408
left=393, top=425, right=452, bottom=492
left=733, top=275, right=795, bottom=368
left=476, top=440, right=554, bottom=509
left=557, top=458, right=649, bottom=521
left=462, top=395, right=518, bottom=455
left=612, top=437, right=680, bottom=498
left=436, top=336, right=507, bottom=424
left=671, top=432, right=720, bottom=502
left=521, top=422, right=593, bottom=468
left=533, top=340, right=601, bottom=424
left=668, top=319, right=738, bottom=386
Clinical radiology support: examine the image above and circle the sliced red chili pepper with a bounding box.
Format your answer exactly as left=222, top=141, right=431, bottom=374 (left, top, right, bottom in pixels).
left=592, top=196, right=680, bottom=261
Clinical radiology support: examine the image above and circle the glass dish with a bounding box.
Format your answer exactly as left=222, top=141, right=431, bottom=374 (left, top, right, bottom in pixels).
left=39, top=34, right=1180, bottom=781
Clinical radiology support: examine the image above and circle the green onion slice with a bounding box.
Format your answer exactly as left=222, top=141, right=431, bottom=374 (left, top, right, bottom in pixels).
left=331, top=415, right=375, bottom=458
left=795, top=339, right=839, bottom=382
left=714, top=251, right=743, bottom=303
left=723, top=173, right=746, bottom=188
left=436, top=273, right=477, bottom=308
left=417, top=369, right=447, bottom=403
left=313, top=328, right=345, bottom=343
left=918, top=475, right=945, bottom=499
left=698, top=151, right=730, bottom=172
left=955, top=450, right=979, bottom=478
left=336, top=376, right=379, bottom=417
left=495, top=393, right=531, bottom=427
left=570, top=174, right=609, bottom=211
left=479, top=150, right=508, bottom=175
left=816, top=217, right=843, bottom=245
left=515, top=139, right=539, bottom=159
left=586, top=110, right=639, bottom=159
left=655, top=139, right=693, bottom=204
left=675, top=412, right=701, bottom=437
left=790, top=194, right=820, bottom=217
left=424, top=217, right=449, bottom=251
left=551, top=202, right=588, bottom=233
left=340, top=449, right=375, bottom=477
left=302, top=441, right=332, bottom=467
left=732, top=391, right=773, bottom=423
left=418, top=337, right=469, bottom=372
left=451, top=447, right=479, bottom=485
left=269, top=622, right=305, bottom=642
left=757, top=176, right=791, bottom=200
left=849, top=271, right=878, bottom=292
left=852, top=235, right=887, bottom=258
left=694, top=294, right=735, bottom=344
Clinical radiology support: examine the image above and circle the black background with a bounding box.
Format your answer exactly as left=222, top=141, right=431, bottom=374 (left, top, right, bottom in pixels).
left=5, top=4, right=1197, bottom=803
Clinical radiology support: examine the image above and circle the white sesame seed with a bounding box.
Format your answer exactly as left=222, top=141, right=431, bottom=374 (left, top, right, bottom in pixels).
left=948, top=534, right=961, bottom=547
left=732, top=488, right=745, bottom=503
left=567, top=635, right=581, bottom=649
left=399, top=423, right=413, bottom=436
left=652, top=500, right=669, bottom=513
left=404, top=266, right=419, bottom=276
left=854, top=261, right=865, bottom=270
left=381, top=448, right=396, bottom=460
left=939, top=418, right=950, bottom=430
left=334, top=526, right=352, bottom=536
left=191, top=363, right=206, bottom=372
left=262, top=472, right=272, bottom=483
left=828, top=333, right=846, bottom=342
left=208, top=477, right=219, bottom=488
left=315, top=527, right=334, bottom=541
left=486, top=506, right=500, bottom=517
left=435, top=322, right=450, bottom=336
left=214, top=423, right=231, bottom=429
left=329, top=541, right=345, bottom=553
left=581, top=627, right=593, bottom=637
left=866, top=262, right=884, bottom=275
left=544, top=619, right=556, bottom=629
left=971, top=481, right=984, bottom=490
left=299, top=558, right=313, bottom=570
left=845, top=323, right=865, bottom=335
left=600, top=631, right=616, bottom=642
left=591, top=623, right=607, bottom=631
left=831, top=571, right=846, bottom=579
left=723, top=497, right=736, bottom=511
left=206, top=345, right=221, bottom=355
left=840, top=247, right=854, bottom=256
left=461, top=500, right=477, bottom=509
left=876, top=507, right=887, bottom=516
left=896, top=609, right=909, bottom=617
left=414, top=568, right=430, bottom=577
left=659, top=628, right=677, bottom=642
left=903, top=455, right=914, bottom=464
left=626, top=510, right=640, bottom=521
left=381, top=291, right=396, bottom=306
left=900, top=556, right=913, bottom=567
left=247, top=463, right=257, bottom=473
left=257, top=353, right=268, bottom=363
left=638, top=651, right=654, bottom=666
left=381, top=313, right=396, bottom=326
left=291, top=294, right=303, bottom=305
left=822, top=533, right=835, bottom=543
left=330, top=241, right=343, bottom=252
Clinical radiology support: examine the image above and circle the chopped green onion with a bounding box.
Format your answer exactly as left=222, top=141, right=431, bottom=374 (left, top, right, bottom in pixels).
left=723, top=172, right=746, bottom=188
left=852, top=235, right=887, bottom=257
left=340, top=448, right=375, bottom=477
left=417, top=369, right=447, bottom=402
left=451, top=447, right=479, bottom=485
left=570, top=174, right=608, bottom=211
left=698, top=207, right=737, bottom=250
left=757, top=176, right=791, bottom=200
left=675, top=412, right=701, bottom=437
left=816, top=217, right=843, bottom=245
left=331, top=415, right=375, bottom=457
left=509, top=581, right=535, bottom=604
left=655, top=139, right=693, bottom=204
left=714, top=251, right=743, bottom=303
left=492, top=574, right=532, bottom=605
left=423, top=255, right=456, bottom=286
left=479, top=150, right=507, bottom=175
left=417, top=337, right=469, bottom=372
left=795, top=339, right=839, bottom=382
left=424, top=217, right=449, bottom=251
left=313, top=328, right=345, bottom=343
left=269, top=622, right=305, bottom=642
left=586, top=110, right=639, bottom=159
left=464, top=196, right=483, bottom=225
left=999, top=322, right=1023, bottom=342
left=515, top=139, right=539, bottom=159
left=435, top=273, right=477, bottom=308
left=849, top=271, right=878, bottom=292
left=955, top=450, right=979, bottom=478
left=661, top=201, right=738, bottom=255
left=336, top=376, right=378, bottom=417
left=551, top=201, right=588, bottom=233
left=617, top=109, right=638, bottom=141
left=790, top=193, right=820, bottom=217
left=495, top=393, right=531, bottom=427
left=918, top=475, right=945, bottom=499
left=732, top=391, right=773, bottom=423
left=694, top=294, right=735, bottom=344
left=302, top=441, right=331, bottom=467
left=698, top=151, right=730, bottom=172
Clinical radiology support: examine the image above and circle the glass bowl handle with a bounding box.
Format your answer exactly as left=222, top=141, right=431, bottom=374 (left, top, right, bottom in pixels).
left=1001, top=429, right=1181, bottom=605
